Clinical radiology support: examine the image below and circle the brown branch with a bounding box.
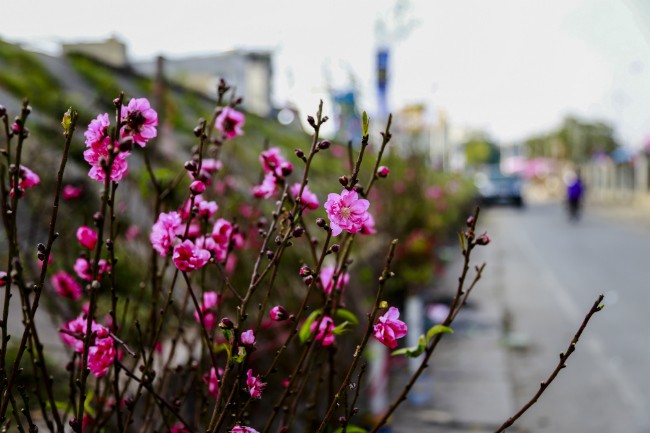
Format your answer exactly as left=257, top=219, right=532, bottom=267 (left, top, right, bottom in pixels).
left=493, top=294, right=605, bottom=433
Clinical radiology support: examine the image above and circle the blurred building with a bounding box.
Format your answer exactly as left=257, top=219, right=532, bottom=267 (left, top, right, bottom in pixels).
left=62, top=36, right=129, bottom=68
left=134, top=50, right=273, bottom=117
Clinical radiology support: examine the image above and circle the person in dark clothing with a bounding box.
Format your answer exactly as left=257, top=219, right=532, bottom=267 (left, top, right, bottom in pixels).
left=566, top=170, right=585, bottom=220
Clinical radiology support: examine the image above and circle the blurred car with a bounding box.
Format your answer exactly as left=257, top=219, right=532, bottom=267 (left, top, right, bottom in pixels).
left=475, top=172, right=524, bottom=207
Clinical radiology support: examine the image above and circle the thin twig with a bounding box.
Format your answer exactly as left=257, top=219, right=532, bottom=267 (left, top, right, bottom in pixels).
left=493, top=294, right=605, bottom=433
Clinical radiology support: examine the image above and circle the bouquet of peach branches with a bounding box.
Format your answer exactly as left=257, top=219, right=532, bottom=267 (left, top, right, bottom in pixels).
left=0, top=81, right=602, bottom=433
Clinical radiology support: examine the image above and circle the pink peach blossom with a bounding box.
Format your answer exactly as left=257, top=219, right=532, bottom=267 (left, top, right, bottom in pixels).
left=173, top=240, right=210, bottom=272
left=62, top=184, right=83, bottom=200
left=373, top=307, right=408, bottom=349
left=310, top=316, right=336, bottom=346
left=50, top=271, right=82, bottom=300
left=290, top=183, right=319, bottom=211
left=246, top=369, right=266, bottom=399
left=76, top=226, right=98, bottom=250
left=193, top=291, right=219, bottom=330
left=215, top=107, right=245, bottom=139
left=252, top=172, right=277, bottom=199
left=84, top=113, right=110, bottom=146
left=203, top=366, right=221, bottom=398
left=230, top=426, right=259, bottom=433
left=150, top=211, right=183, bottom=256
left=319, top=265, right=350, bottom=297
left=171, top=422, right=191, bottom=433
left=120, top=97, right=158, bottom=147
left=240, top=330, right=255, bottom=346
left=88, top=333, right=116, bottom=378
left=260, top=147, right=293, bottom=178
left=324, top=189, right=370, bottom=236
left=73, top=258, right=110, bottom=281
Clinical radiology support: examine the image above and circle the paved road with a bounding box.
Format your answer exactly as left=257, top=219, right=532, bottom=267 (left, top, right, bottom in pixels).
left=477, top=202, right=650, bottom=433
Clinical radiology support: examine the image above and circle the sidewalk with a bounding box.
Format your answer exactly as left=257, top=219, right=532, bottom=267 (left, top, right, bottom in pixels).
left=390, top=253, right=516, bottom=433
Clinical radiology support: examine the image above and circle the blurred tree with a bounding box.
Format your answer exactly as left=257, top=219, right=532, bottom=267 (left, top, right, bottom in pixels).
left=463, top=136, right=500, bottom=166
left=524, top=116, right=618, bottom=162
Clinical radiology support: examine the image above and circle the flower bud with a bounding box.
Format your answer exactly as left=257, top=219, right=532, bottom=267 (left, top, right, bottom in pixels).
left=475, top=232, right=490, bottom=246
left=281, top=162, right=294, bottom=177
left=303, top=275, right=314, bottom=286
left=266, top=250, right=274, bottom=260
left=330, top=244, right=341, bottom=253
left=466, top=215, right=475, bottom=227
left=270, top=305, right=288, bottom=321
left=219, top=318, right=234, bottom=330
left=299, top=265, right=312, bottom=276
left=193, top=125, right=203, bottom=137
left=307, top=115, right=316, bottom=128
left=184, top=160, right=198, bottom=172
left=338, top=176, right=349, bottom=187
left=377, top=166, right=390, bottom=178
left=316, top=218, right=326, bottom=227
left=0, top=105, right=6, bottom=117
left=294, top=148, right=305, bottom=159
left=318, top=140, right=331, bottom=150
left=464, top=230, right=475, bottom=240
left=190, top=180, right=206, bottom=195
left=292, top=226, right=304, bottom=238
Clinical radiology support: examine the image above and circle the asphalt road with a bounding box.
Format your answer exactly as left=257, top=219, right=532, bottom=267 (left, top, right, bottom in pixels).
left=477, top=202, right=650, bottom=433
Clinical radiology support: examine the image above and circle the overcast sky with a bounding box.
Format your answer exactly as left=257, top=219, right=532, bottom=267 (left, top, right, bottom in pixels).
left=2, top=0, right=650, bottom=147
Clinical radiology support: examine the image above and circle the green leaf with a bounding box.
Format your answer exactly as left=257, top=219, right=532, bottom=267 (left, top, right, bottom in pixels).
left=426, top=325, right=453, bottom=343
left=232, top=346, right=246, bottom=363
left=391, top=335, right=426, bottom=358
left=332, top=425, right=367, bottom=433
left=299, top=309, right=322, bottom=344
left=362, top=111, right=369, bottom=136
left=331, top=321, right=351, bottom=336
left=335, top=308, right=359, bottom=325
left=378, top=300, right=389, bottom=309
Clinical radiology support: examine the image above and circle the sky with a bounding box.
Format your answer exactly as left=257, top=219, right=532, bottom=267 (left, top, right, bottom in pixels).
left=2, top=0, right=650, bottom=148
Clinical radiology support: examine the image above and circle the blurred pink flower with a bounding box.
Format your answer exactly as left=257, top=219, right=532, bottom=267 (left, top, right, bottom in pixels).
left=62, top=184, right=83, bottom=200
left=172, top=240, right=210, bottom=272
left=290, top=183, right=319, bottom=211
left=374, top=307, right=408, bottom=349
left=18, top=165, right=40, bottom=189
left=124, top=225, right=140, bottom=241
left=73, top=258, right=110, bottom=281
left=203, top=366, right=221, bottom=398
left=260, top=147, right=293, bottom=178
left=76, top=226, right=98, bottom=250
left=171, top=422, right=191, bottom=433
left=230, top=426, right=259, bottom=433
left=240, top=329, right=255, bottom=346
left=120, top=97, right=158, bottom=147
left=88, top=333, right=116, bottom=378
left=310, top=316, right=336, bottom=346
left=193, top=291, right=219, bottom=330
left=246, top=369, right=266, bottom=399
left=150, top=211, right=183, bottom=256
left=319, top=265, right=349, bottom=297
left=211, top=218, right=233, bottom=262
left=360, top=212, right=377, bottom=235
left=50, top=271, right=82, bottom=300
left=252, top=173, right=277, bottom=199
left=215, top=107, right=245, bottom=139
left=324, top=189, right=370, bottom=236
